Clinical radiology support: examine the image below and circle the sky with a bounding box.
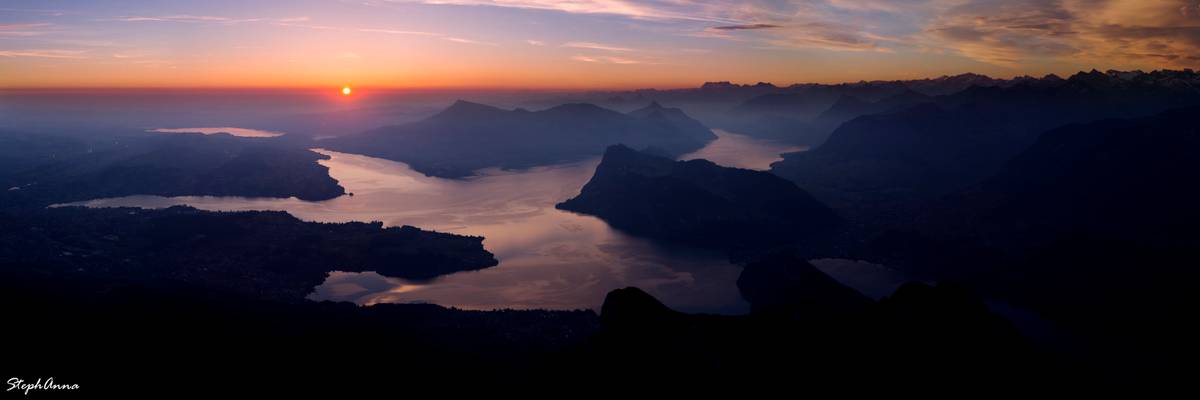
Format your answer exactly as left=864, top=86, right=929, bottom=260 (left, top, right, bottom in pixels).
left=2, top=0, right=1199, bottom=89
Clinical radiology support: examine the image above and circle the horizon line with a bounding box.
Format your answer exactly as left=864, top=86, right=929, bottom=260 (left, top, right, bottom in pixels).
left=1, top=68, right=1189, bottom=93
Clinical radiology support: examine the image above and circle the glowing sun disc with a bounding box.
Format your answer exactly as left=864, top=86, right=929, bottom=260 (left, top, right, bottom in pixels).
left=341, top=86, right=352, bottom=96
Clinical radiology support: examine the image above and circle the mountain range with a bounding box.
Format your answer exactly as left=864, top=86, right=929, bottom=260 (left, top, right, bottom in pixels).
left=326, top=100, right=716, bottom=178
left=770, top=69, right=1200, bottom=226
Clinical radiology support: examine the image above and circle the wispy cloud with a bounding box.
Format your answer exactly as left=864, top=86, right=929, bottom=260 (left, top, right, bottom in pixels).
left=389, top=0, right=745, bottom=23
left=116, top=15, right=309, bottom=24
left=0, top=8, right=66, bottom=17
left=355, top=27, right=440, bottom=36
left=272, top=21, right=442, bottom=38
left=401, top=0, right=1200, bottom=65
left=0, top=23, right=52, bottom=30
left=571, top=55, right=650, bottom=64
left=273, top=20, right=488, bottom=45
left=920, top=0, right=1200, bottom=68
left=763, top=22, right=893, bottom=52
left=0, top=49, right=88, bottom=59
left=825, top=0, right=912, bottom=14
left=443, top=36, right=496, bottom=45
left=9, top=0, right=1200, bottom=85
left=377, top=1, right=907, bottom=54
left=562, top=41, right=634, bottom=52
left=118, top=15, right=240, bottom=23
left=710, top=23, right=780, bottom=31
left=0, top=23, right=55, bottom=37
left=603, top=56, right=645, bottom=64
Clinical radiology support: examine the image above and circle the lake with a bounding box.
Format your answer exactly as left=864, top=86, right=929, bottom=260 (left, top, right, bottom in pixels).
left=679, top=129, right=808, bottom=170
left=64, top=130, right=906, bottom=313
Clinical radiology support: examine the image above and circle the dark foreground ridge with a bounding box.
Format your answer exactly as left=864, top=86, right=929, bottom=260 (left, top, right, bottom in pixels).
left=3, top=242, right=1077, bottom=390
left=592, top=252, right=1066, bottom=386
left=557, top=144, right=839, bottom=254
left=2, top=269, right=600, bottom=390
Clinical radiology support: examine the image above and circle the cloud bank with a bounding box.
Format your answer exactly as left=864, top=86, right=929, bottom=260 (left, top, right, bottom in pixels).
left=405, top=0, right=1200, bottom=68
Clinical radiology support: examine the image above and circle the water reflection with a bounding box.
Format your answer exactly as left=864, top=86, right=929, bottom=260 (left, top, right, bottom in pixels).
left=678, top=129, right=808, bottom=170
left=66, top=149, right=748, bottom=313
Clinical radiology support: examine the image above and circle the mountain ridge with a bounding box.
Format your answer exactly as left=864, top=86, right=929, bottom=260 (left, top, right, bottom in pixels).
left=326, top=100, right=716, bottom=178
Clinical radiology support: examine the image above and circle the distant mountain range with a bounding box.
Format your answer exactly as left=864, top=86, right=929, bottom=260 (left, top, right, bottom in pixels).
left=325, top=100, right=716, bottom=178
left=554, top=69, right=1200, bottom=149
left=573, top=72, right=1014, bottom=109
left=769, top=69, right=1200, bottom=226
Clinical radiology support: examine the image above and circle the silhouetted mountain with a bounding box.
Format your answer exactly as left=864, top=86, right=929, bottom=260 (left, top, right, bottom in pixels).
left=711, top=70, right=1200, bottom=147
left=872, top=106, right=1200, bottom=270
left=927, top=106, right=1200, bottom=250
left=734, top=90, right=848, bottom=119
left=535, top=74, right=1016, bottom=142
left=0, top=132, right=344, bottom=209
left=556, top=145, right=839, bottom=252
left=700, top=81, right=778, bottom=91
left=868, top=281, right=1026, bottom=360
left=735, top=72, right=1029, bottom=109
left=598, top=81, right=783, bottom=107
left=817, top=90, right=933, bottom=124
left=902, top=72, right=1013, bottom=95
left=716, top=84, right=897, bottom=142
left=771, top=69, right=1200, bottom=226
left=428, top=99, right=512, bottom=121
left=592, top=282, right=1039, bottom=383
left=709, top=74, right=1015, bottom=145
left=864, top=107, right=1200, bottom=370
left=599, top=286, right=685, bottom=330
left=796, top=89, right=935, bottom=145
left=325, top=100, right=716, bottom=178
left=736, top=251, right=871, bottom=317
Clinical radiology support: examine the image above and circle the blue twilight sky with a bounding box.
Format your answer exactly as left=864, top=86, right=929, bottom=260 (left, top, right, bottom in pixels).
left=2, top=0, right=1199, bottom=88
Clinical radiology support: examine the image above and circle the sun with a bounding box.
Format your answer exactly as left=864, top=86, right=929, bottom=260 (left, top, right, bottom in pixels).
left=341, top=86, right=352, bottom=96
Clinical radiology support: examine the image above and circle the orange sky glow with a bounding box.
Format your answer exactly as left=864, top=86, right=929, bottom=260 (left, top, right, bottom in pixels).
left=3, top=0, right=1199, bottom=89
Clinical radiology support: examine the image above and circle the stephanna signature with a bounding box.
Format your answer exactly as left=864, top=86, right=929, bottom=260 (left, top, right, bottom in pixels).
left=7, top=377, right=80, bottom=395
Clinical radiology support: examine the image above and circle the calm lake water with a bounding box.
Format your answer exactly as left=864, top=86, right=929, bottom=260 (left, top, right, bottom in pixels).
left=679, top=129, right=808, bottom=170
left=64, top=130, right=906, bottom=313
